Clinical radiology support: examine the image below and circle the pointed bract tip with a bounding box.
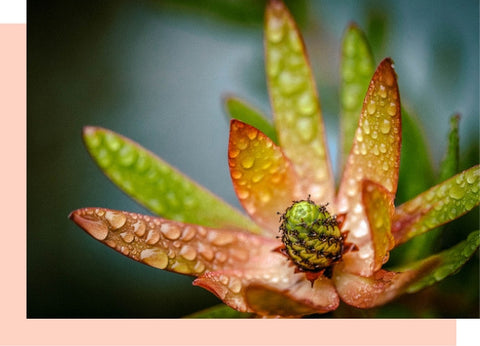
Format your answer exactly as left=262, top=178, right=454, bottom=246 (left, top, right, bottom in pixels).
left=69, top=209, right=109, bottom=241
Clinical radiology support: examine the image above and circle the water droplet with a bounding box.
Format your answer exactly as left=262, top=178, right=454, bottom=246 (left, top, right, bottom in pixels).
left=382, top=161, right=389, bottom=171
left=259, top=191, right=271, bottom=203
left=387, top=102, right=397, bottom=116
left=380, top=119, right=391, bottom=134
left=297, top=93, right=317, bottom=116
left=267, top=48, right=281, bottom=77
left=229, top=148, right=240, bottom=158
left=197, top=226, right=207, bottom=237
left=246, top=127, right=258, bottom=140
left=252, top=172, right=264, bottom=183
left=279, top=71, right=303, bottom=94
left=236, top=138, right=249, bottom=150
left=465, top=169, right=478, bottom=184
left=355, top=129, right=363, bottom=142
left=73, top=212, right=109, bottom=240
left=433, top=201, right=444, bottom=211
left=371, top=130, right=378, bottom=139
left=104, top=133, right=121, bottom=152
left=228, top=278, right=242, bottom=294
left=145, top=229, right=160, bottom=245
left=141, top=249, right=169, bottom=269
left=198, top=243, right=214, bottom=261
left=289, top=29, right=302, bottom=52
left=209, top=231, right=235, bottom=246
left=118, top=145, right=137, bottom=167
left=160, top=223, right=181, bottom=240
left=171, top=261, right=191, bottom=274
left=96, top=148, right=112, bottom=168
left=236, top=187, right=250, bottom=200
left=131, top=221, right=145, bottom=237
left=181, top=226, right=196, bottom=241
left=359, top=142, right=367, bottom=155
left=120, top=246, right=130, bottom=256
left=372, top=145, right=379, bottom=156
left=215, top=251, right=228, bottom=263
left=267, top=16, right=284, bottom=43
left=464, top=199, right=475, bottom=211
left=231, top=170, right=242, bottom=180
left=191, top=261, right=205, bottom=274
left=241, top=156, right=255, bottom=169
left=105, top=211, right=127, bottom=230
left=367, top=101, right=376, bottom=115
left=449, top=184, right=465, bottom=200
left=378, top=84, right=387, bottom=98
left=179, top=245, right=197, bottom=261
left=448, top=207, right=458, bottom=219
left=363, top=119, right=371, bottom=134
left=120, top=232, right=134, bottom=243
left=296, top=117, right=316, bottom=142
left=379, top=143, right=387, bottom=153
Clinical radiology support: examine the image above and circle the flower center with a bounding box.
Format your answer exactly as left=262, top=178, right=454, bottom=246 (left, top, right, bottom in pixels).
left=279, top=198, right=344, bottom=272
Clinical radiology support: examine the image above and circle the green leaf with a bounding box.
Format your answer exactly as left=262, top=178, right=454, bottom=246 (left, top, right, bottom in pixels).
left=185, top=304, right=253, bottom=318
left=339, top=23, right=375, bottom=168
left=82, top=126, right=262, bottom=233
left=438, top=114, right=460, bottom=182
left=395, top=113, right=454, bottom=262
left=394, top=230, right=480, bottom=294
left=224, top=96, right=278, bottom=144
left=397, top=108, right=435, bottom=204
left=392, top=165, right=480, bottom=245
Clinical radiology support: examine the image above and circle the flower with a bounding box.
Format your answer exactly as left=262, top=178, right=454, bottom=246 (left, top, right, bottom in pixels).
left=70, top=0, right=479, bottom=317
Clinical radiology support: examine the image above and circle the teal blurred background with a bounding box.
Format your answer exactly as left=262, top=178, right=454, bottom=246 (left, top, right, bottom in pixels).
left=28, top=0, right=478, bottom=317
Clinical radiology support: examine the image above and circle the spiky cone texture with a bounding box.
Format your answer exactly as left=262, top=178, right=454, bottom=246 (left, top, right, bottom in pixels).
left=70, top=0, right=480, bottom=317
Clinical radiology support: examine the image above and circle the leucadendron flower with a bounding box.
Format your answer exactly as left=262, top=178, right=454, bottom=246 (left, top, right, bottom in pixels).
left=70, top=0, right=479, bottom=317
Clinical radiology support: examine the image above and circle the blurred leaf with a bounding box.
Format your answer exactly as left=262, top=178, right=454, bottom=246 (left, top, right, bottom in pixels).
left=365, top=7, right=389, bottom=55
left=339, top=23, right=375, bottom=168
left=397, top=108, right=435, bottom=204
left=265, top=0, right=334, bottom=203
left=396, top=114, right=457, bottom=262
left=224, top=96, right=278, bottom=144
left=394, top=230, right=480, bottom=294
left=155, top=0, right=308, bottom=27
left=438, top=114, right=460, bottom=182
left=82, top=126, right=261, bottom=233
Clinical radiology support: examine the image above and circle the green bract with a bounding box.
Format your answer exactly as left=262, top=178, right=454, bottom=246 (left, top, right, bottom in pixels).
left=280, top=200, right=343, bottom=271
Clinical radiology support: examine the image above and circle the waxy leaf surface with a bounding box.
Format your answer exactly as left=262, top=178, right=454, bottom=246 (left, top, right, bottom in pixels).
left=228, top=120, right=299, bottom=234
left=393, top=165, right=480, bottom=245
left=265, top=0, right=334, bottom=204
left=334, top=230, right=479, bottom=308
left=362, top=180, right=395, bottom=272
left=194, top=262, right=339, bottom=316
left=70, top=207, right=279, bottom=276
left=337, top=58, right=401, bottom=277
left=83, top=127, right=260, bottom=233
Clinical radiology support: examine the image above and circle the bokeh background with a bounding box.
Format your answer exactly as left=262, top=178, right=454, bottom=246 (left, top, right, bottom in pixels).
left=28, top=0, right=479, bottom=317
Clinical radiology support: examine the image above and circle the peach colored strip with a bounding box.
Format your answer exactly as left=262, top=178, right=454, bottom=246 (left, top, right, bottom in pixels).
left=0, top=24, right=457, bottom=346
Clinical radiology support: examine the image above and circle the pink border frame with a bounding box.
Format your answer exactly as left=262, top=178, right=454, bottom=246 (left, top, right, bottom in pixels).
left=0, top=23, right=459, bottom=346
